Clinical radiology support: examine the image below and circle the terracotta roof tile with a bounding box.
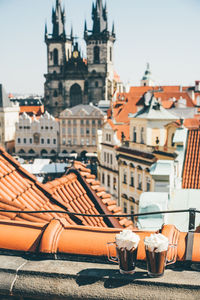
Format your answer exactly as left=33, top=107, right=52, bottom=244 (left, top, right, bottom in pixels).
left=0, top=147, right=135, bottom=230
left=182, top=129, right=200, bottom=189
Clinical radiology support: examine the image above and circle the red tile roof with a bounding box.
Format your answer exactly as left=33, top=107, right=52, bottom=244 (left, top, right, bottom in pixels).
left=20, top=105, right=44, bottom=116
left=0, top=147, right=134, bottom=229
left=182, top=129, right=200, bottom=189
left=45, top=161, right=134, bottom=229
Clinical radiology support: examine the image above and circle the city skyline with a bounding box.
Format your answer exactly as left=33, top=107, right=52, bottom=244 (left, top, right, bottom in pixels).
left=0, top=0, right=200, bottom=95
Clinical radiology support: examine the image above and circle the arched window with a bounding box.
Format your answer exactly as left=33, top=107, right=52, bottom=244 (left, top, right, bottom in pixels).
left=70, top=84, right=82, bottom=106
left=123, top=171, right=127, bottom=184
left=130, top=172, right=134, bottom=187
left=107, top=174, right=110, bottom=187
left=53, top=48, right=58, bottom=65
left=94, top=46, right=100, bottom=63
left=123, top=202, right=127, bottom=214
left=58, top=82, right=62, bottom=95
left=141, top=127, right=144, bottom=144
left=53, top=90, right=58, bottom=97
left=102, top=172, right=105, bottom=184
left=41, top=149, right=48, bottom=156
left=133, top=126, right=137, bottom=142
left=84, top=81, right=88, bottom=94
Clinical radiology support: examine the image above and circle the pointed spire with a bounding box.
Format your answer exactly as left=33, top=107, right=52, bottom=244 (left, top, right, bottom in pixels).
left=52, top=0, right=65, bottom=38
left=44, top=22, right=48, bottom=40
left=71, top=25, right=74, bottom=41
left=112, top=21, right=115, bottom=36
left=84, top=20, right=87, bottom=32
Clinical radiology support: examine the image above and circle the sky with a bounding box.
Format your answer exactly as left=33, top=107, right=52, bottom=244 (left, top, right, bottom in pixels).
left=0, top=0, right=200, bottom=95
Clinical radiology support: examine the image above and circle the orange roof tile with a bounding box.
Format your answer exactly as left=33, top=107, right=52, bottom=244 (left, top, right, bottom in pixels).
left=182, top=129, right=200, bottom=189
left=20, top=105, right=44, bottom=116
left=45, top=160, right=134, bottom=229
left=0, top=147, right=134, bottom=229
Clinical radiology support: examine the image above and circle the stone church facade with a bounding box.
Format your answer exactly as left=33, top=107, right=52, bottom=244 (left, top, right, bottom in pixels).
left=44, top=0, right=116, bottom=117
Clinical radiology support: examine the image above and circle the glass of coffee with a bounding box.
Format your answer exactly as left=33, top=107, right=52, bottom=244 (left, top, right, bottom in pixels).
left=107, top=230, right=140, bottom=274
left=144, top=233, right=176, bottom=278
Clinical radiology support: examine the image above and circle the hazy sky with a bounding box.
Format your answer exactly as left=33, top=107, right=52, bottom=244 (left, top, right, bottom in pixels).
left=0, top=0, right=200, bottom=95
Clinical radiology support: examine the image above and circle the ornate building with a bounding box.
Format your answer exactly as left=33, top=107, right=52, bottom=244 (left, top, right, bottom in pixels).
left=44, top=0, right=116, bottom=117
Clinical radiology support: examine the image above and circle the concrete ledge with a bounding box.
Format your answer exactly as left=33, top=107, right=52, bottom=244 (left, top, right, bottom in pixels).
left=0, top=255, right=199, bottom=299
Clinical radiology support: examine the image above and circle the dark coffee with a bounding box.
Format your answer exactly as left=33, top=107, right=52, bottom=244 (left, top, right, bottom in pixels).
left=116, top=247, right=138, bottom=274
left=145, top=249, right=167, bottom=277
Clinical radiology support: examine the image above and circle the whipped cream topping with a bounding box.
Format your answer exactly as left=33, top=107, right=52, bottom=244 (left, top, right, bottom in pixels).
left=115, top=230, right=140, bottom=251
left=144, top=233, right=169, bottom=252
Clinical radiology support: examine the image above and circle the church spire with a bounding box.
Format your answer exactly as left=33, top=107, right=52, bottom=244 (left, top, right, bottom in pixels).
left=92, top=0, right=108, bottom=35
left=52, top=0, right=66, bottom=38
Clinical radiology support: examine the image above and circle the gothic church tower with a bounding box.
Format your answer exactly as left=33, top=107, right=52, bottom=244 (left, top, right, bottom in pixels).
left=44, top=0, right=116, bottom=117
left=84, top=0, right=116, bottom=102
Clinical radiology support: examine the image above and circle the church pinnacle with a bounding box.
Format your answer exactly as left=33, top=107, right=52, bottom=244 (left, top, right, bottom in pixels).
left=52, top=0, right=66, bottom=38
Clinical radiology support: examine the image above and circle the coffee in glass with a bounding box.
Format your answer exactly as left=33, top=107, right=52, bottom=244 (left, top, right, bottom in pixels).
left=144, top=233, right=170, bottom=277
left=107, top=230, right=140, bottom=274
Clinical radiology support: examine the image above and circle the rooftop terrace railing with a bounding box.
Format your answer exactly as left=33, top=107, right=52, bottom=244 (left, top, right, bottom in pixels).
left=0, top=208, right=199, bottom=232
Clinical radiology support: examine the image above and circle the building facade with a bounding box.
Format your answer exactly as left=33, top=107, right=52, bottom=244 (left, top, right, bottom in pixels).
left=15, top=111, right=59, bottom=157
left=59, top=104, right=105, bottom=158
left=44, top=0, right=116, bottom=117
left=0, top=84, right=19, bottom=153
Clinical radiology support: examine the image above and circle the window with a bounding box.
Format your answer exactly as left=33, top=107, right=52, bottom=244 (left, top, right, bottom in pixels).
left=86, top=139, right=89, bottom=146
left=86, top=128, right=90, bottom=135
left=30, top=138, right=32, bottom=144
left=107, top=175, right=110, bottom=187
left=62, top=138, right=65, bottom=145
left=17, top=138, right=20, bottom=144
left=45, top=126, right=48, bottom=130
left=81, top=139, right=84, bottom=145
left=102, top=173, right=105, bottom=184
left=95, top=81, right=99, bottom=88
left=81, top=120, right=84, bottom=125
left=110, top=47, right=112, bottom=62
left=94, top=46, right=100, bottom=63
left=130, top=172, right=134, bottom=187
left=104, top=152, right=106, bottom=162
left=68, top=120, right=71, bottom=125
left=73, top=139, right=77, bottom=145
left=138, top=173, right=142, bottom=190
left=41, top=126, right=44, bottom=130
left=68, top=139, right=71, bottom=146
left=62, top=127, right=65, bottom=134
left=24, top=138, right=26, bottom=144
left=98, top=120, right=101, bottom=127
left=107, top=153, right=109, bottom=163
left=68, top=127, right=71, bottom=135
left=171, top=133, right=175, bottom=147
left=86, top=120, right=89, bottom=125
left=53, top=48, right=58, bottom=65
left=58, top=82, right=62, bottom=94
left=47, top=138, right=50, bottom=144
left=53, top=90, right=58, bottom=97
left=92, top=127, right=96, bottom=135
left=146, top=177, right=151, bottom=191
left=141, top=127, right=144, bottom=144
left=123, top=202, right=127, bottom=214
left=123, top=171, right=127, bottom=184
left=73, top=127, right=77, bottom=135
left=80, top=128, right=84, bottom=135
left=62, top=120, right=65, bottom=125
left=92, top=139, right=96, bottom=145
left=131, top=206, right=134, bottom=221
left=110, top=154, right=113, bottom=165
left=133, top=127, right=137, bottom=142
left=53, top=139, right=56, bottom=144
left=41, top=138, right=44, bottom=144
left=73, top=120, right=77, bottom=125
left=113, top=177, right=117, bottom=190
left=92, top=120, right=95, bottom=125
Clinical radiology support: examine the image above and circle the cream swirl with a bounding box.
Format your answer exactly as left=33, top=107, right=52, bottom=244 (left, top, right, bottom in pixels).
left=115, top=230, right=140, bottom=251
left=144, top=233, right=169, bottom=252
